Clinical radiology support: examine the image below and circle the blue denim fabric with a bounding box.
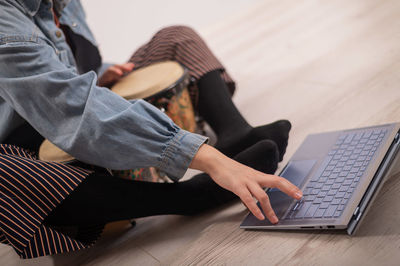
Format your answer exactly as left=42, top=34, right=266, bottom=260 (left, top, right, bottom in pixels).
left=0, top=0, right=207, bottom=180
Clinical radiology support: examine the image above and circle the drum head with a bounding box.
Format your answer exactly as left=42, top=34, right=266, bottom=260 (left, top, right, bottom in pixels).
left=111, top=61, right=185, bottom=100
left=39, top=140, right=75, bottom=163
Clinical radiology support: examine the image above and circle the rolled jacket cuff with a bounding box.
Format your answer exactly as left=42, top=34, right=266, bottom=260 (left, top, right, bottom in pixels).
left=158, top=129, right=208, bottom=181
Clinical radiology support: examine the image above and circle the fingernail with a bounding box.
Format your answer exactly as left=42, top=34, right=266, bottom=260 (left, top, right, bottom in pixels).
left=272, top=215, right=279, bottom=224
left=295, top=192, right=303, bottom=198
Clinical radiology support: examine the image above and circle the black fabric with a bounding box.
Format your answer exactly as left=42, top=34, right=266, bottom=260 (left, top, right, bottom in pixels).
left=60, top=25, right=102, bottom=74
left=3, top=122, right=44, bottom=153
left=43, top=140, right=279, bottom=227
left=197, top=70, right=291, bottom=160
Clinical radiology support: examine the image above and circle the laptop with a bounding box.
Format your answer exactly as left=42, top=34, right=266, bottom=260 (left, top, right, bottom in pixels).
left=240, top=123, right=400, bottom=235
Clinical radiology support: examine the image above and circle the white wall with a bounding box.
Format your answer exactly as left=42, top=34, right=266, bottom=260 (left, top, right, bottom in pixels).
left=81, top=0, right=262, bottom=63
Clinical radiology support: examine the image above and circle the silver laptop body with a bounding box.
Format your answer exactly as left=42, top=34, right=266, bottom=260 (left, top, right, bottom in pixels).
left=240, top=123, right=400, bottom=235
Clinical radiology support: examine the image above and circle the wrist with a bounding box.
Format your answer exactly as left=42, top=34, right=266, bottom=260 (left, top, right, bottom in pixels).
left=189, top=144, right=224, bottom=175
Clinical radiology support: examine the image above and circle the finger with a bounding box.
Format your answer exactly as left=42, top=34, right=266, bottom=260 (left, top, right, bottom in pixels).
left=259, top=174, right=302, bottom=200
left=108, top=66, right=124, bottom=76
left=117, top=63, right=135, bottom=73
left=247, top=182, right=278, bottom=224
left=238, top=190, right=265, bottom=220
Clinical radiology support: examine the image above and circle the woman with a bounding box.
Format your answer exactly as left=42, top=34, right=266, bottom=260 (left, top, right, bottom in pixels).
left=0, top=0, right=302, bottom=259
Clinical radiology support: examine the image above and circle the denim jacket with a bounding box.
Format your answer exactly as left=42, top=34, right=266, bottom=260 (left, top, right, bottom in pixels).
left=0, top=0, right=207, bottom=180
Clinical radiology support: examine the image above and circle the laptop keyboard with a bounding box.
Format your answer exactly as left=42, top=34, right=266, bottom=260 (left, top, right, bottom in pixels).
left=285, top=128, right=387, bottom=220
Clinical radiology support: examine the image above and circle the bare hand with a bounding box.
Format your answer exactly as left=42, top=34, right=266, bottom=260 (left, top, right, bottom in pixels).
left=97, top=62, right=135, bottom=87
left=189, top=144, right=302, bottom=223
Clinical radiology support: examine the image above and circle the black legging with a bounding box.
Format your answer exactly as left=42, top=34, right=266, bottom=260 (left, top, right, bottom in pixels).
left=43, top=171, right=237, bottom=227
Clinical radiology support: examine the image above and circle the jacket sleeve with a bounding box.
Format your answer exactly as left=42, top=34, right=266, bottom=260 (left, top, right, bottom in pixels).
left=0, top=40, right=207, bottom=180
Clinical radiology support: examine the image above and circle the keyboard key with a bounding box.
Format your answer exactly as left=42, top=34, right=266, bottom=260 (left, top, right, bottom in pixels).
left=311, top=189, right=320, bottom=195
left=334, top=210, right=342, bottom=217
left=332, top=198, right=341, bottom=205
left=324, top=205, right=338, bottom=218
left=354, top=132, right=363, bottom=140
left=344, top=133, right=355, bottom=144
left=339, top=171, right=349, bottom=177
left=303, top=188, right=313, bottom=195
left=343, top=166, right=351, bottom=171
left=329, top=173, right=339, bottom=179
left=304, top=195, right=316, bottom=201
left=328, top=190, right=338, bottom=196
left=295, top=202, right=312, bottom=219
left=350, top=154, right=358, bottom=160
left=322, top=185, right=331, bottom=191
left=337, top=205, right=345, bottom=211
left=344, top=151, right=352, bottom=156
left=333, top=168, right=341, bottom=173
left=363, top=131, right=372, bottom=139
left=339, top=185, right=349, bottom=192
left=321, top=171, right=331, bottom=177
left=337, top=162, right=346, bottom=167
left=326, top=179, right=335, bottom=185
left=335, top=177, right=345, bottom=183
left=306, top=182, right=316, bottom=189
left=373, top=129, right=382, bottom=135
left=341, top=198, right=348, bottom=205
left=314, top=208, right=326, bottom=218
left=314, top=183, right=324, bottom=189
left=326, top=165, right=335, bottom=171
left=332, top=183, right=341, bottom=189
left=319, top=177, right=328, bottom=183
left=305, top=204, right=319, bottom=218
left=335, top=192, right=346, bottom=198
left=370, top=134, right=378, bottom=140
left=346, top=174, right=356, bottom=180
left=323, top=195, right=334, bottom=202
left=313, top=197, right=323, bottom=204
left=320, top=202, right=329, bottom=209
left=357, top=156, right=366, bottom=161
left=343, top=179, right=353, bottom=185
left=333, top=155, right=342, bottom=160
left=350, top=167, right=360, bottom=173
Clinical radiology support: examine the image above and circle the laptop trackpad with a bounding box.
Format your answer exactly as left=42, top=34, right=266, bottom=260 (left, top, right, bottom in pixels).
left=241, top=159, right=316, bottom=226
left=268, top=159, right=316, bottom=217
left=277, top=159, right=317, bottom=189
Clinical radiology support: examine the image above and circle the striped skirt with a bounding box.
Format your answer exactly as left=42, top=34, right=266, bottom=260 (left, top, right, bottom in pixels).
left=129, top=25, right=236, bottom=108
left=0, top=144, right=104, bottom=259
left=0, top=25, right=235, bottom=259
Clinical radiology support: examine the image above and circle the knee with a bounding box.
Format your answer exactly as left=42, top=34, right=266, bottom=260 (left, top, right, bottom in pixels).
left=155, top=25, right=199, bottom=40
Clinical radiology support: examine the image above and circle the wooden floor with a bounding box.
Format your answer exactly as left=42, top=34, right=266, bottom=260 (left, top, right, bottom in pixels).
left=2, top=0, right=400, bottom=265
